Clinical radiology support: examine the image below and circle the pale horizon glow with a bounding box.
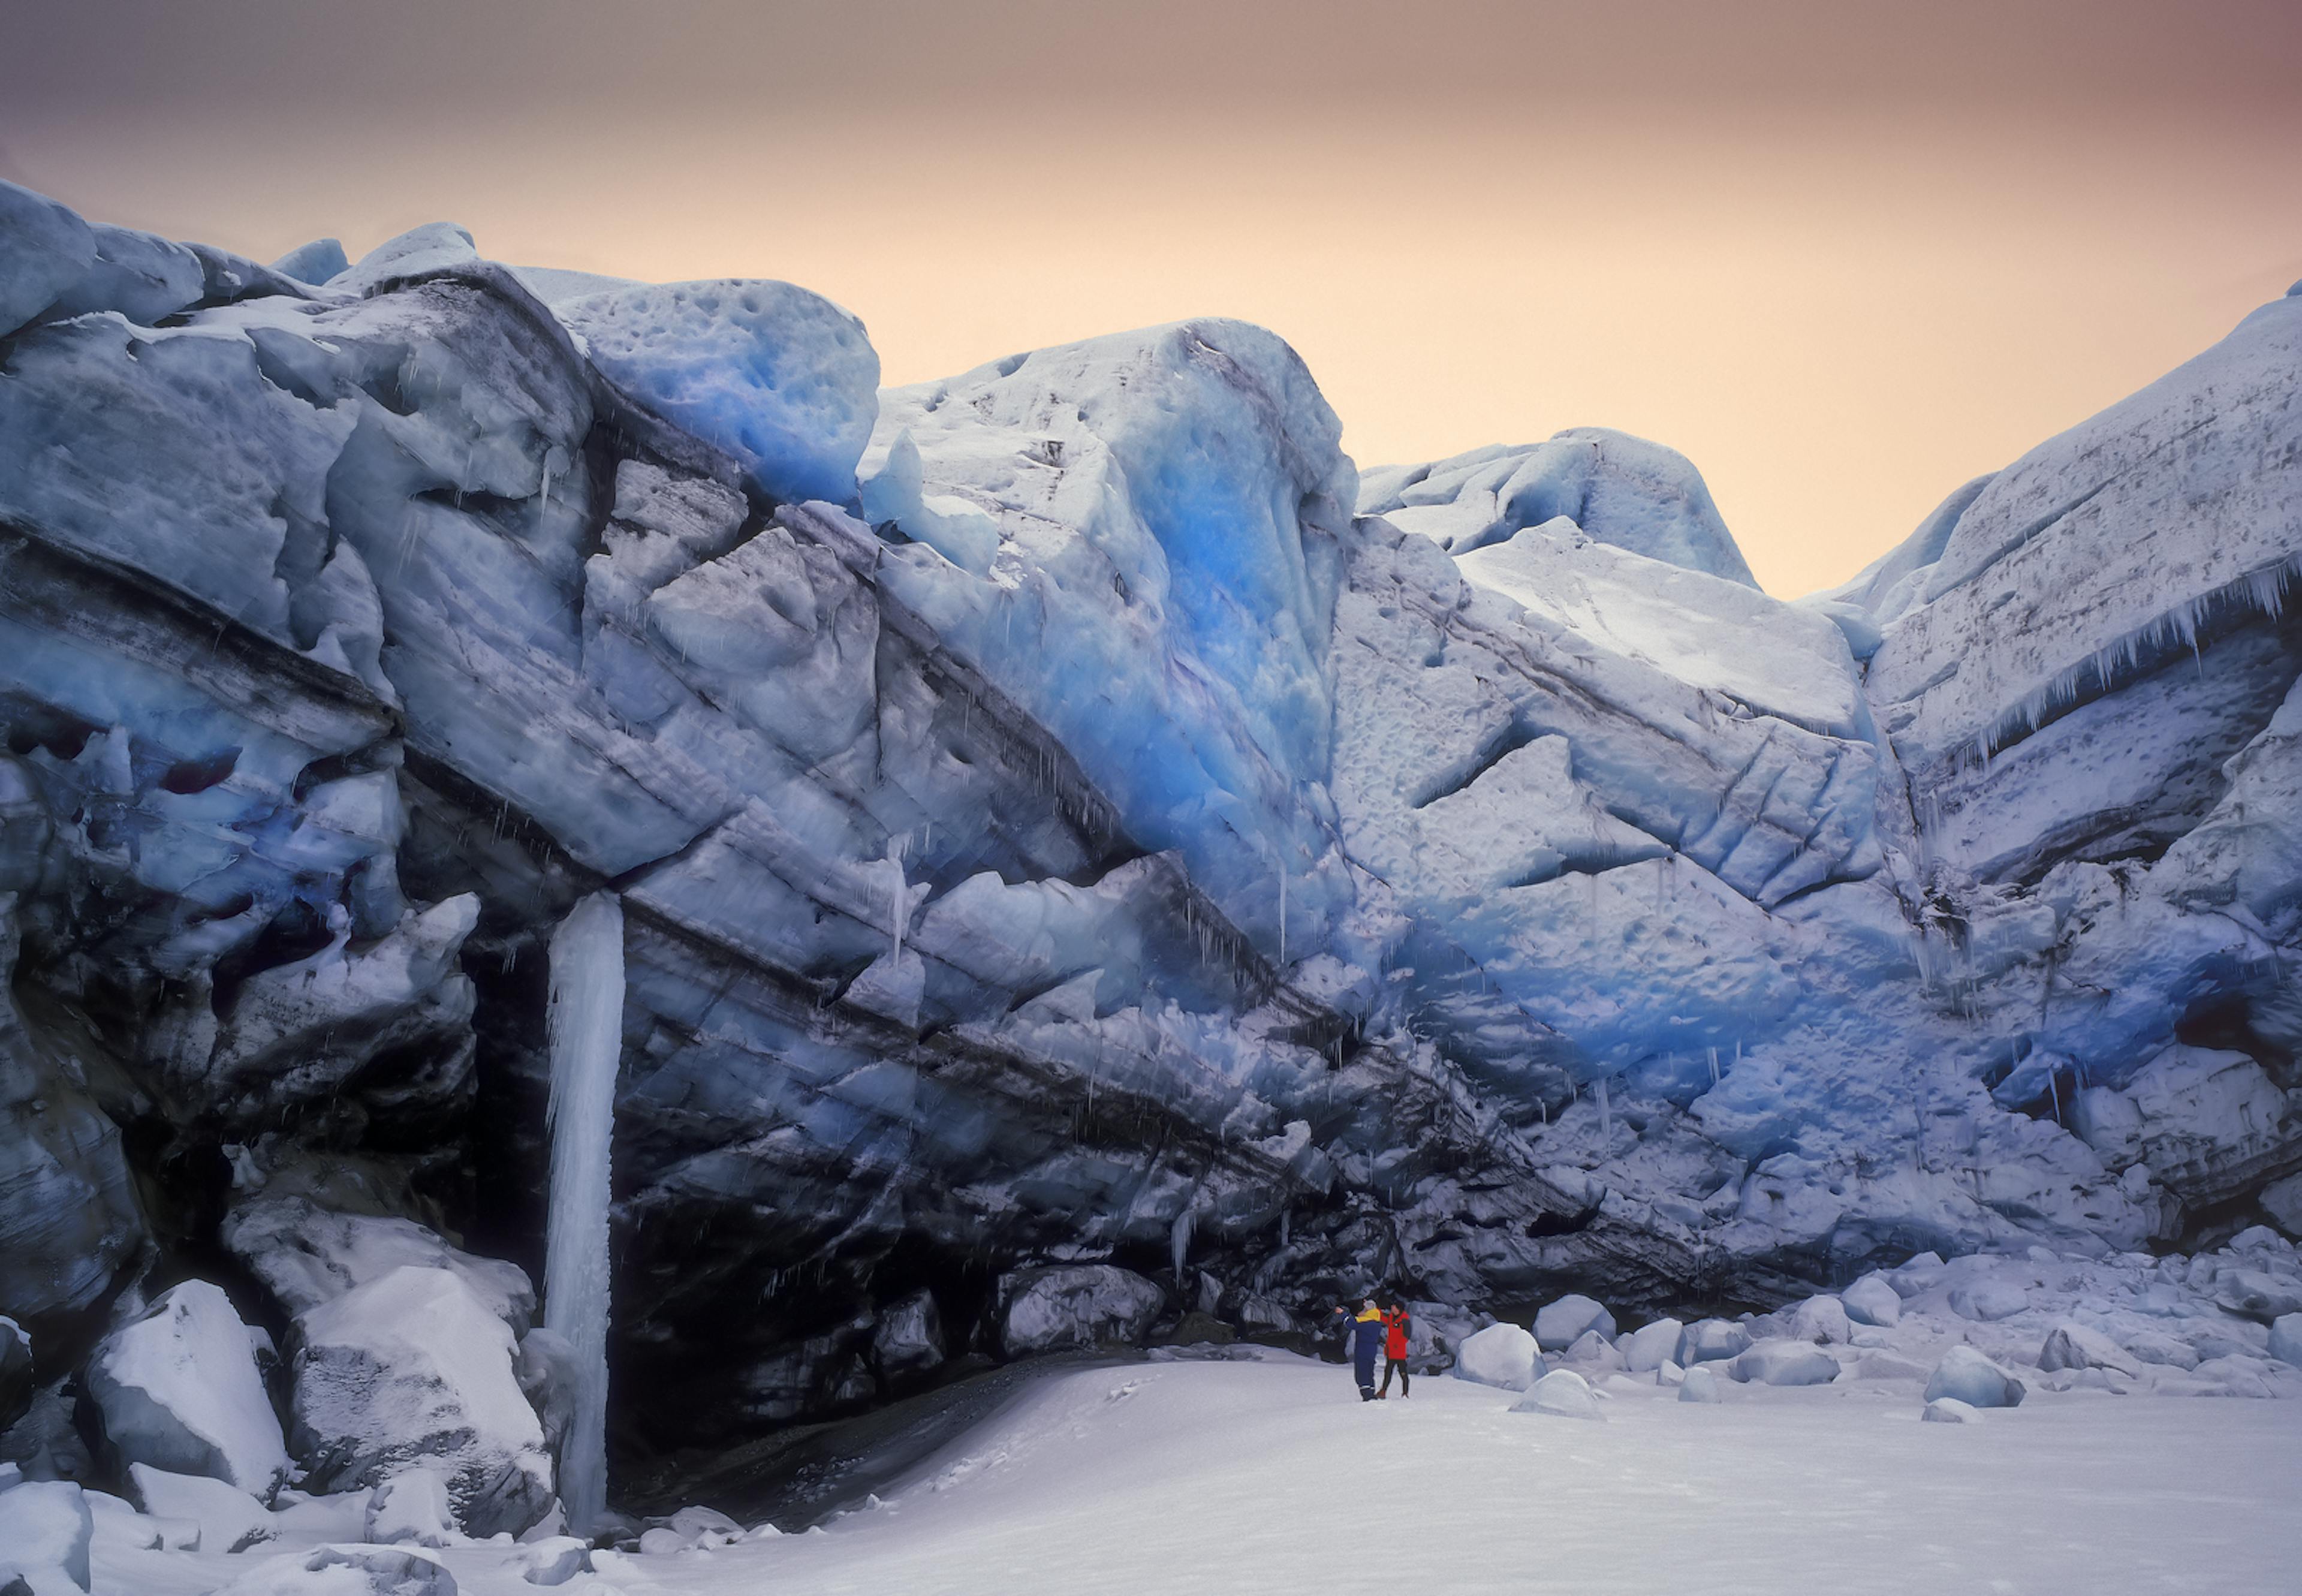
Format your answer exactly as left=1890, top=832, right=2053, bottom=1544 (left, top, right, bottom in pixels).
left=8, top=4, right=2299, bottom=596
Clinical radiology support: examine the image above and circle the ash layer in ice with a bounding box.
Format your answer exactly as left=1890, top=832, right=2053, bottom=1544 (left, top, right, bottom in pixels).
left=1, top=177, right=2299, bottom=1520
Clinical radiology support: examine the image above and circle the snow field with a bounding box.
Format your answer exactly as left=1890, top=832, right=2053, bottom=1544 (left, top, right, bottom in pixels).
left=187, top=1354, right=2288, bottom=1596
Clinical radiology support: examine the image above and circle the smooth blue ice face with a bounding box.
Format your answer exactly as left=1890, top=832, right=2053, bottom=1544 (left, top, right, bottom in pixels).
left=559, top=279, right=881, bottom=508
left=860, top=319, right=1361, bottom=967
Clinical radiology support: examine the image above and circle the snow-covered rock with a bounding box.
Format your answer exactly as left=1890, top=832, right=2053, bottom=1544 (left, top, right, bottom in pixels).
left=222, top=1197, right=536, bottom=1332
left=1620, top=1317, right=1685, bottom=1373
left=82, top=1281, right=291, bottom=1497
left=1922, top=1396, right=1978, bottom=1424
left=365, top=1466, right=459, bottom=1548
left=1841, top=1275, right=1902, bottom=1328
left=1731, top=1339, right=1840, bottom=1387
left=1924, top=1347, right=2026, bottom=1410
left=1509, top=1368, right=1605, bottom=1420
left=126, top=1464, right=274, bottom=1555
left=289, top=1265, right=553, bottom=1537
left=1532, top=1294, right=1616, bottom=1351
left=1453, top=1323, right=1539, bottom=1390
left=995, top=1266, right=1165, bottom=1356
left=2268, top=1314, right=2302, bottom=1366
left=1677, top=1366, right=1723, bottom=1403
left=0, top=1479, right=92, bottom=1592
left=2038, top=1323, right=2143, bottom=1378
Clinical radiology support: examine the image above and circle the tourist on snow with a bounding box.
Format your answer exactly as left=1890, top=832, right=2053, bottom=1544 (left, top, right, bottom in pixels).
left=1376, top=1299, right=1412, bottom=1398
left=1334, top=1297, right=1385, bottom=1401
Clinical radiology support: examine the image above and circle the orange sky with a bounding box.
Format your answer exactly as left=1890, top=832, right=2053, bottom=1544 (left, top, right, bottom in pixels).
left=7, top=2, right=2299, bottom=595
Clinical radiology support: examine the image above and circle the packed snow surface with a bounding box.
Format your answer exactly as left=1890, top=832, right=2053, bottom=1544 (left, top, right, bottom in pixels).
left=81, top=1354, right=2302, bottom=1596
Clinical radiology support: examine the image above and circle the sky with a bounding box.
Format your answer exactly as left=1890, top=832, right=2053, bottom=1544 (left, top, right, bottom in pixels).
left=6, top=1, right=2299, bottom=595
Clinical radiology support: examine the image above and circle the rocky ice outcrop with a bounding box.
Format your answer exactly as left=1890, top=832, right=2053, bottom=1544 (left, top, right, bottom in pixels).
left=0, top=172, right=2299, bottom=1490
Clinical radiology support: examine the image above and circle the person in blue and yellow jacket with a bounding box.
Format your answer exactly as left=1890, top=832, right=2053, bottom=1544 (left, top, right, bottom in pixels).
left=1333, top=1298, right=1385, bottom=1401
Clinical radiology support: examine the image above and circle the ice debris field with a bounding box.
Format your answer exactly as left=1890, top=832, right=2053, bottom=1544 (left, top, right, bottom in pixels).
left=1, top=171, right=2301, bottom=1596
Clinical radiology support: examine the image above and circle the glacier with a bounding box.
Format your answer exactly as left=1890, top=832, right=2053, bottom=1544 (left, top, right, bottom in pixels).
left=0, top=173, right=2298, bottom=1540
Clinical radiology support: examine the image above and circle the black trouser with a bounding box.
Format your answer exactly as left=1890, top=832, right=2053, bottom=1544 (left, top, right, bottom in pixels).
left=1378, top=1357, right=1409, bottom=1396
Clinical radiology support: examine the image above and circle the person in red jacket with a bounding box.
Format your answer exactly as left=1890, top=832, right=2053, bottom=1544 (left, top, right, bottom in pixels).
left=1376, top=1299, right=1412, bottom=1398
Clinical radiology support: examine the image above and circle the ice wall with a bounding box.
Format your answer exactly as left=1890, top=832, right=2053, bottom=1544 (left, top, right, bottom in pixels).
left=544, top=892, right=625, bottom=1534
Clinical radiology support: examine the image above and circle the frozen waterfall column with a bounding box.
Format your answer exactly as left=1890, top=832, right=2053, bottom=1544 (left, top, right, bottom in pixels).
left=544, top=892, right=625, bottom=1538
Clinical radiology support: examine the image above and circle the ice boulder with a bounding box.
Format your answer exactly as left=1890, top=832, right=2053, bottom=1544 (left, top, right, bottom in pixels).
left=2214, top=1269, right=2302, bottom=1323
left=0, top=1480, right=92, bottom=1592
left=1924, top=1346, right=2027, bottom=1409
left=1678, top=1366, right=1723, bottom=1404
left=0, top=181, right=95, bottom=338
left=222, top=1197, right=537, bottom=1332
left=1948, top=1279, right=2030, bottom=1321
left=556, top=279, right=879, bottom=506
left=1620, top=1317, right=1685, bottom=1373
left=1676, top=1319, right=1752, bottom=1365
left=365, top=1466, right=459, bottom=1549
left=1453, top=1323, right=1540, bottom=1390
left=288, top=1264, right=554, bottom=1537
left=2269, top=1314, right=2302, bottom=1366
left=127, top=1464, right=274, bottom=1555
left=207, top=1545, right=459, bottom=1596
left=1561, top=1329, right=1626, bottom=1373
left=1841, top=1274, right=1902, bottom=1328
left=1, top=1317, right=31, bottom=1432
left=995, top=1266, right=1165, bottom=1356
left=1732, top=1339, right=1841, bottom=1387
left=270, top=237, right=349, bottom=287
left=2038, top=1323, right=2143, bottom=1378
left=82, top=1280, right=291, bottom=1497
left=2261, top=1173, right=2302, bottom=1238
left=1923, top=1397, right=1979, bottom=1424
left=511, top=1537, right=592, bottom=1586
left=872, top=1289, right=945, bottom=1375
left=1533, top=1294, right=1616, bottom=1351
left=1787, top=1295, right=1852, bottom=1344
left=1509, top=1368, right=1605, bottom=1420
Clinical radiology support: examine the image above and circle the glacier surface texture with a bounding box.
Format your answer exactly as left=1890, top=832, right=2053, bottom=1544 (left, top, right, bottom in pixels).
left=0, top=177, right=2298, bottom=1482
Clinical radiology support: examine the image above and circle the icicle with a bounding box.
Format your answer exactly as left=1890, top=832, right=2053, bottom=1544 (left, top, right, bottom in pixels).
left=1171, top=1207, right=1196, bottom=1284
left=1707, top=1046, right=1721, bottom=1087
left=2048, top=1065, right=2062, bottom=1124
left=1277, top=866, right=1287, bottom=967
left=1596, top=1076, right=1613, bottom=1144
left=545, top=892, right=624, bottom=1538
left=884, top=838, right=909, bottom=964
left=1279, top=1208, right=1291, bottom=1248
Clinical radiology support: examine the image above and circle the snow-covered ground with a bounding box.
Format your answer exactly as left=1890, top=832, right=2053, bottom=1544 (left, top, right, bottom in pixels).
left=86, top=1350, right=2301, bottom=1596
